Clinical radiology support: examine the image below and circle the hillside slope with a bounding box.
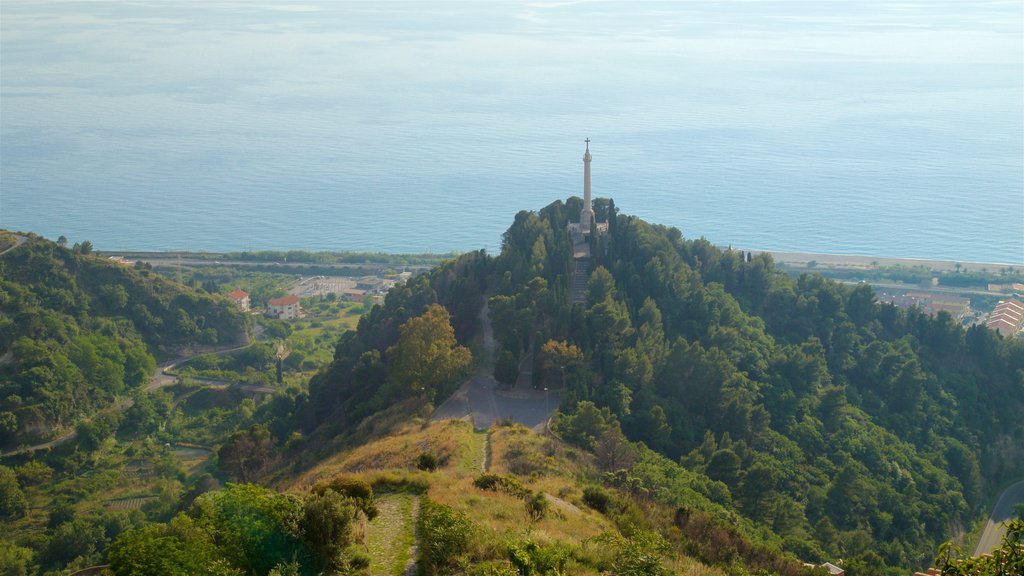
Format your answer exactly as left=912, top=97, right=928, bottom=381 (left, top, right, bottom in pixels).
left=0, top=233, right=248, bottom=447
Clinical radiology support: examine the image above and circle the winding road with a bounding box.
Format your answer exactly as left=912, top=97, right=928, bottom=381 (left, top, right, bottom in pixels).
left=973, top=478, right=1024, bottom=556
left=0, top=232, right=28, bottom=257
left=1, top=337, right=270, bottom=458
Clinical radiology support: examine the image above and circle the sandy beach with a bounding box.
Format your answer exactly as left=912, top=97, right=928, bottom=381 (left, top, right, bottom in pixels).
left=740, top=249, right=1020, bottom=273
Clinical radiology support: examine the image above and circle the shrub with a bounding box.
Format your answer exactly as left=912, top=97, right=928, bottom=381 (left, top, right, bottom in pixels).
left=525, top=492, right=549, bottom=521
left=417, top=452, right=439, bottom=471
left=473, top=473, right=532, bottom=500
left=470, top=561, right=518, bottom=576
left=418, top=499, right=474, bottom=576
left=582, top=486, right=611, bottom=514
left=311, top=476, right=377, bottom=520
left=366, top=471, right=431, bottom=494
left=508, top=539, right=570, bottom=575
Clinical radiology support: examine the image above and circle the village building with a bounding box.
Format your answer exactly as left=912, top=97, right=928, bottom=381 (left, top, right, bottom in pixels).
left=987, top=282, right=1024, bottom=293
left=341, top=288, right=366, bottom=302
left=267, top=294, right=301, bottom=320
left=876, top=291, right=971, bottom=321
left=355, top=276, right=386, bottom=292
left=986, top=298, right=1023, bottom=337
left=225, top=289, right=250, bottom=312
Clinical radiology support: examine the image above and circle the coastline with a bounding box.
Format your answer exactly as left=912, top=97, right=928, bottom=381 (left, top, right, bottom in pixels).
left=738, top=249, right=1020, bottom=274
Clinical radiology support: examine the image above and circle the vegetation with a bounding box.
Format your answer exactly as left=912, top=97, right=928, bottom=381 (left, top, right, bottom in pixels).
left=108, top=482, right=374, bottom=575
left=4, top=201, right=1023, bottom=575
left=0, top=234, right=247, bottom=448
left=934, top=520, right=1023, bottom=575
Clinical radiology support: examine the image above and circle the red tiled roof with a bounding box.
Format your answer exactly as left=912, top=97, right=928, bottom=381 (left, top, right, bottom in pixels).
left=998, top=299, right=1024, bottom=313
left=226, top=289, right=248, bottom=300
left=268, top=295, right=299, bottom=306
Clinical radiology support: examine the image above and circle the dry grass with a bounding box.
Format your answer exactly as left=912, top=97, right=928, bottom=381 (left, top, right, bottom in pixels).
left=428, top=422, right=614, bottom=556
left=285, top=418, right=725, bottom=575
left=287, top=419, right=480, bottom=490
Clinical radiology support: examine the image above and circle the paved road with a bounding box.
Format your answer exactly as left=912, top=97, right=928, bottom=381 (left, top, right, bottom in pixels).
left=2, top=339, right=268, bottom=458
left=974, top=478, right=1024, bottom=556
left=0, top=233, right=28, bottom=257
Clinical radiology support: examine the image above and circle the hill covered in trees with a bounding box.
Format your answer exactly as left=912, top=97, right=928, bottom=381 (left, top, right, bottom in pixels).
left=276, top=199, right=1023, bottom=575
left=0, top=234, right=248, bottom=448
left=3, top=199, right=1022, bottom=574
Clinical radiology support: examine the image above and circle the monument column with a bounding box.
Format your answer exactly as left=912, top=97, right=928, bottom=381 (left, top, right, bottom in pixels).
left=580, top=138, right=594, bottom=232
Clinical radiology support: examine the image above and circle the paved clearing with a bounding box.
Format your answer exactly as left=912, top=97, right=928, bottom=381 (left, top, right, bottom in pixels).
left=432, top=298, right=559, bottom=431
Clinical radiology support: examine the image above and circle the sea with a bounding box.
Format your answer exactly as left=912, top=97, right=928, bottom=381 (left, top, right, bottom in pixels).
left=1, top=1, right=1022, bottom=264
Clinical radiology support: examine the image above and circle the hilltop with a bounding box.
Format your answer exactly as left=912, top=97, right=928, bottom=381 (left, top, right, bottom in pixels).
left=2, top=198, right=1023, bottom=575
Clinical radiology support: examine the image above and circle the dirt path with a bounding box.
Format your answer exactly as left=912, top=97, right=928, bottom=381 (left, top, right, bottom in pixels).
left=366, top=493, right=419, bottom=576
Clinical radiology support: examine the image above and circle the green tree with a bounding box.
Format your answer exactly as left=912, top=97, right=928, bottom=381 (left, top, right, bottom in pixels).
left=217, top=425, right=274, bottom=483
left=0, top=465, right=27, bottom=519
left=108, top=515, right=243, bottom=576
left=388, top=304, right=471, bottom=402
left=0, top=541, right=34, bottom=576
left=935, top=520, right=1023, bottom=575
left=494, top=348, right=519, bottom=387
left=301, top=490, right=358, bottom=571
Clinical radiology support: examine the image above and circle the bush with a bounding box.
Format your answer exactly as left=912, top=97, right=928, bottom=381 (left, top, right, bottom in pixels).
left=418, top=499, right=474, bottom=576
left=582, top=486, right=612, bottom=514
left=366, top=471, right=431, bottom=494
left=473, top=473, right=532, bottom=500
left=417, top=452, right=439, bottom=471
left=525, top=492, right=549, bottom=521
left=311, top=476, right=377, bottom=520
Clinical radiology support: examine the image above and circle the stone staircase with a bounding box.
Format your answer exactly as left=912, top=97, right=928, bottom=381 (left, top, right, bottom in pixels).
left=572, top=257, right=590, bottom=304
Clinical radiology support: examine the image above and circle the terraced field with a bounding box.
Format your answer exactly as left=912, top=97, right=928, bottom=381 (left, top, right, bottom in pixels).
left=105, top=495, right=157, bottom=511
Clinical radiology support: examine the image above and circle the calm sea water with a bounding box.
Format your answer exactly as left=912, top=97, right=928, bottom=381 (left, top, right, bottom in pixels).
left=2, top=1, right=1022, bottom=263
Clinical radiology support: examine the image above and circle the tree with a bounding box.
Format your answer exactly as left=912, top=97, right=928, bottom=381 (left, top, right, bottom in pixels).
left=935, top=520, right=1023, bottom=575
left=0, top=540, right=34, bottom=576
left=705, top=449, right=742, bottom=489
left=0, top=465, right=27, bottom=519
left=301, top=490, right=358, bottom=570
left=593, top=424, right=638, bottom=472
left=108, top=515, right=243, bottom=576
left=536, top=339, right=584, bottom=389
left=388, top=304, right=471, bottom=402
left=217, top=425, right=274, bottom=482
left=79, top=240, right=93, bottom=255
left=494, top=348, right=519, bottom=387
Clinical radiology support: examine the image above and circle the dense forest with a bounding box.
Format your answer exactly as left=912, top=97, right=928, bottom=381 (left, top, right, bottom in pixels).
left=0, top=235, right=248, bottom=448
left=2, top=204, right=1022, bottom=574
left=281, top=199, right=1023, bottom=575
